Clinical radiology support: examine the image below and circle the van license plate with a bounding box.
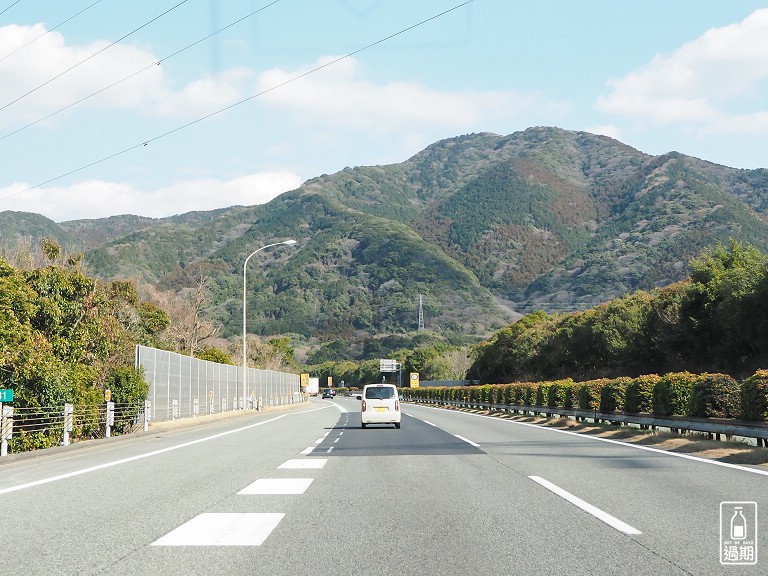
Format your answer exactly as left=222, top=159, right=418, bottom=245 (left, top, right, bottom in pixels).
left=375, top=407, right=387, bottom=413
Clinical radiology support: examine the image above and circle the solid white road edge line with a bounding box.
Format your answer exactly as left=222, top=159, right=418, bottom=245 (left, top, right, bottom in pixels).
left=529, top=475, right=642, bottom=535
left=406, top=404, right=768, bottom=477
left=0, top=404, right=339, bottom=496
left=0, top=414, right=288, bottom=496
left=454, top=434, right=480, bottom=447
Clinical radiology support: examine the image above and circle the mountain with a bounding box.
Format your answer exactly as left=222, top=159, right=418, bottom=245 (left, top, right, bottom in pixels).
left=3, top=127, right=768, bottom=350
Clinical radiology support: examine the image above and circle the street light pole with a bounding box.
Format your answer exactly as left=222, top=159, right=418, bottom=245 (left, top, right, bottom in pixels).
left=242, top=239, right=297, bottom=409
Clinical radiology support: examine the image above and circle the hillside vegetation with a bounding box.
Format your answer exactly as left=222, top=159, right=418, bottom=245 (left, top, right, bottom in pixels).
left=3, top=127, right=768, bottom=354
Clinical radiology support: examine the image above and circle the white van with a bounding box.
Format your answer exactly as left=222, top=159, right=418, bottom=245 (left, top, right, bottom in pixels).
left=361, top=384, right=401, bottom=429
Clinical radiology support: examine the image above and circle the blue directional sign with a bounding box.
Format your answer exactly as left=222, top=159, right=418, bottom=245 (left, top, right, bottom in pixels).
left=0, top=389, right=13, bottom=402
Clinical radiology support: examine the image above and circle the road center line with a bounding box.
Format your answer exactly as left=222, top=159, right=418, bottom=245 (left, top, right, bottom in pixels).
left=529, top=476, right=642, bottom=535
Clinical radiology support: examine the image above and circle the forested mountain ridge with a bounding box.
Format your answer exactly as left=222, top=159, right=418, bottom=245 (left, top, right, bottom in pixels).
left=2, top=127, right=767, bottom=349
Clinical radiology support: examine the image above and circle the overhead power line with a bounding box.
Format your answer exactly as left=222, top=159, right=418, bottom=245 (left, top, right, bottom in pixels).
left=0, top=0, right=282, bottom=142
left=0, top=0, right=474, bottom=203
left=0, top=0, right=191, bottom=112
left=0, top=1, right=105, bottom=64
left=0, top=0, right=23, bottom=18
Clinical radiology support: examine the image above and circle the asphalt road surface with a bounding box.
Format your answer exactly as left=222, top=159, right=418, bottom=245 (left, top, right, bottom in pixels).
left=1, top=397, right=766, bottom=575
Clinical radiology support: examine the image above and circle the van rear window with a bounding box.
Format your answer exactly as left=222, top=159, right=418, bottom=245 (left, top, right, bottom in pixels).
left=365, top=387, right=395, bottom=400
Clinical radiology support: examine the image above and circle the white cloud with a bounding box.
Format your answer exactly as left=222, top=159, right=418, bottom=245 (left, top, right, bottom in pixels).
left=0, top=24, right=162, bottom=123
left=256, top=56, right=568, bottom=134
left=588, top=125, right=623, bottom=140
left=596, top=9, right=768, bottom=133
left=0, top=171, right=302, bottom=222
left=0, top=24, right=252, bottom=126
left=149, top=68, right=255, bottom=118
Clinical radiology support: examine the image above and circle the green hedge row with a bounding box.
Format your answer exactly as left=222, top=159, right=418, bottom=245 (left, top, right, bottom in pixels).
left=403, top=370, right=768, bottom=422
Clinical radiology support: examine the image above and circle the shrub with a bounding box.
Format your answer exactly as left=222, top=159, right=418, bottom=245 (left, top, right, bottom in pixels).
left=652, top=372, right=697, bottom=416
left=511, top=384, right=525, bottom=405
left=687, top=373, right=740, bottom=418
left=740, top=370, right=768, bottom=421
left=546, top=382, right=560, bottom=407
left=624, top=374, right=660, bottom=414
left=600, top=377, right=630, bottom=413
left=535, top=384, right=547, bottom=407
left=577, top=379, right=607, bottom=409
left=548, top=379, right=574, bottom=408
left=521, top=384, right=535, bottom=406
left=563, top=386, right=575, bottom=409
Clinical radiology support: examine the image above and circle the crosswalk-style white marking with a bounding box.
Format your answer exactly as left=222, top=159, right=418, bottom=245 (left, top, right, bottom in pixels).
left=151, top=513, right=285, bottom=546
left=153, top=433, right=333, bottom=548
left=238, top=478, right=314, bottom=495
left=278, top=458, right=327, bottom=469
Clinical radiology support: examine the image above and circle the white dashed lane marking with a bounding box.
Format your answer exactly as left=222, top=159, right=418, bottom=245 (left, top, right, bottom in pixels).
left=153, top=431, right=333, bottom=547
left=238, top=478, right=314, bottom=495
left=529, top=476, right=642, bottom=535
left=151, top=513, right=285, bottom=546
left=278, top=458, right=327, bottom=469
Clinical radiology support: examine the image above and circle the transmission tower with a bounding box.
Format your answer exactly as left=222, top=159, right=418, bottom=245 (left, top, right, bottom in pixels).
left=417, top=294, right=425, bottom=331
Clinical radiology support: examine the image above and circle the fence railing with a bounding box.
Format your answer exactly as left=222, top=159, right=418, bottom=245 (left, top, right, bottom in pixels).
left=0, top=401, right=148, bottom=457
left=135, top=345, right=301, bottom=423
left=1, top=347, right=306, bottom=458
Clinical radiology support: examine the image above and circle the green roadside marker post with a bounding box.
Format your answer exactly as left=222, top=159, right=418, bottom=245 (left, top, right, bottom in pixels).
left=1, top=389, right=14, bottom=457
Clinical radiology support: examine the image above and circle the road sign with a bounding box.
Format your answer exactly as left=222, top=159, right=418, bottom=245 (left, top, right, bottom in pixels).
left=379, top=359, right=398, bottom=373
left=0, top=389, right=13, bottom=402
left=410, top=373, right=420, bottom=388
left=104, top=388, right=111, bottom=402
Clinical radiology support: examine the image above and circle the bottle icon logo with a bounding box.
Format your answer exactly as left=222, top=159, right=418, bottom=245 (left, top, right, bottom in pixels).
left=720, top=502, right=758, bottom=565
left=731, top=507, right=747, bottom=540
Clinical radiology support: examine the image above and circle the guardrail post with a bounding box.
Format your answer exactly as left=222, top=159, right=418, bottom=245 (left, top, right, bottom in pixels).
left=144, top=400, right=151, bottom=432
left=105, top=401, right=115, bottom=438
left=63, top=403, right=73, bottom=445
left=1, top=404, right=13, bottom=457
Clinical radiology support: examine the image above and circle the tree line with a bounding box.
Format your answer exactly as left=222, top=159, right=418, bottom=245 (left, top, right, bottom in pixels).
left=468, top=241, right=768, bottom=383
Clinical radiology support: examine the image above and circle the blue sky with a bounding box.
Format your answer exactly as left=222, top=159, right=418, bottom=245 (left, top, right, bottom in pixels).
left=1, top=0, right=766, bottom=222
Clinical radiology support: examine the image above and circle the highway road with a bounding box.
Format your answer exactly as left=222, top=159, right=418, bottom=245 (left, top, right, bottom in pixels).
left=1, top=397, right=766, bottom=575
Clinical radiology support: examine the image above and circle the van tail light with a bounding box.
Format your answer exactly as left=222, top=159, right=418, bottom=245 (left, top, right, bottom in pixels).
left=362, top=400, right=367, bottom=412
left=395, top=399, right=399, bottom=411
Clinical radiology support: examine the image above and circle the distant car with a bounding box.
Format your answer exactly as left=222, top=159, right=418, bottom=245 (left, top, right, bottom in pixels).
left=322, top=388, right=334, bottom=399
left=360, top=384, right=401, bottom=429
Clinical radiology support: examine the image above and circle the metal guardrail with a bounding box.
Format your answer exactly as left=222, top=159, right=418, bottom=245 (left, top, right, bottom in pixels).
left=406, top=398, right=768, bottom=446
